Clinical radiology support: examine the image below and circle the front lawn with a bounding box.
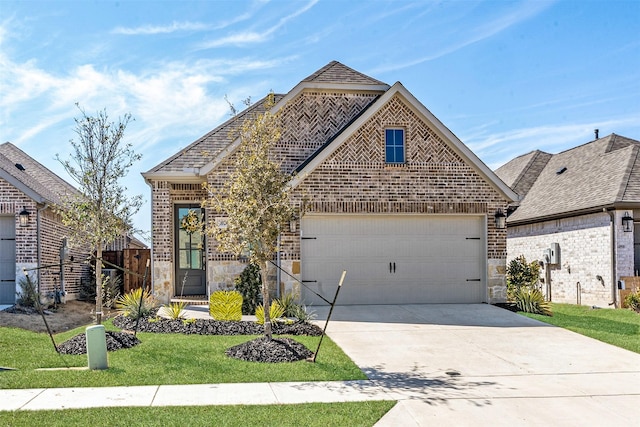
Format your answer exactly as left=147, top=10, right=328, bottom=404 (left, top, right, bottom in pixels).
left=521, top=303, right=640, bottom=353
left=0, top=401, right=396, bottom=427
left=0, top=320, right=367, bottom=389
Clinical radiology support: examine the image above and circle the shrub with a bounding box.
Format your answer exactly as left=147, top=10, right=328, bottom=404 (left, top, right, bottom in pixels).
left=624, top=290, right=640, bottom=313
left=234, top=264, right=262, bottom=315
left=516, top=288, right=552, bottom=316
left=102, top=275, right=122, bottom=309
left=164, top=301, right=188, bottom=320
left=507, top=255, right=541, bottom=302
left=289, top=304, right=317, bottom=323
left=255, top=300, right=285, bottom=325
left=115, top=288, right=158, bottom=319
left=209, top=290, right=243, bottom=321
left=16, top=275, right=39, bottom=307
left=277, top=292, right=297, bottom=317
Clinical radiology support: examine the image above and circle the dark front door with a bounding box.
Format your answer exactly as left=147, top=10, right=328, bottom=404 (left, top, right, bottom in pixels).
left=175, top=205, right=206, bottom=296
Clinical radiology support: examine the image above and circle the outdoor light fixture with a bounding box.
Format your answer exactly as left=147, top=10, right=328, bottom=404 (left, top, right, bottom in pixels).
left=19, top=206, right=29, bottom=227
left=494, top=209, right=506, bottom=229
left=289, top=218, right=297, bottom=233
left=622, top=211, right=634, bottom=232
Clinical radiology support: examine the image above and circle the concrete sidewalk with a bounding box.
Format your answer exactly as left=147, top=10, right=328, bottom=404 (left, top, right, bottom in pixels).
left=1, top=304, right=639, bottom=427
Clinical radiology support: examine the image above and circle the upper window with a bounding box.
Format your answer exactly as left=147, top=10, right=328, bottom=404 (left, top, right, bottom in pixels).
left=385, top=129, right=405, bottom=164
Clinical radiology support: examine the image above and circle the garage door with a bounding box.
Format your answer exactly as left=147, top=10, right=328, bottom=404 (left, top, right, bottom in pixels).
left=300, top=215, right=486, bottom=305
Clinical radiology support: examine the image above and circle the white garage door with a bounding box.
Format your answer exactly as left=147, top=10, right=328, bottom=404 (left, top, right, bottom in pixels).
left=0, top=216, right=16, bottom=305
left=300, top=215, right=486, bottom=305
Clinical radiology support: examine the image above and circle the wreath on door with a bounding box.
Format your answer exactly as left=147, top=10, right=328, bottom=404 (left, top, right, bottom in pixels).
left=180, top=209, right=202, bottom=234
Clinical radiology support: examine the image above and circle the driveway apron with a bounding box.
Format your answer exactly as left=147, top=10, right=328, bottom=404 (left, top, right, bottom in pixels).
left=314, top=304, right=640, bottom=426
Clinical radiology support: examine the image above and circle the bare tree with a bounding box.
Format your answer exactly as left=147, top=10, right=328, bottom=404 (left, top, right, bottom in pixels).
left=56, top=104, right=143, bottom=324
left=206, top=94, right=293, bottom=339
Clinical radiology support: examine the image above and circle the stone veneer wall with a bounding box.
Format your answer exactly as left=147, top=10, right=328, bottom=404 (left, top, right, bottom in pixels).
left=507, top=210, right=633, bottom=308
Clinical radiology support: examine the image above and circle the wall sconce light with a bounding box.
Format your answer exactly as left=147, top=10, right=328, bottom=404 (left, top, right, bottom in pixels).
left=622, top=211, right=634, bottom=232
left=289, top=218, right=297, bottom=233
left=19, top=206, right=30, bottom=227
left=494, top=208, right=506, bottom=229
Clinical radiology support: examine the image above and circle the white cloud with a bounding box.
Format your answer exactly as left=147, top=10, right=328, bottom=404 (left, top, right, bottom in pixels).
left=197, top=0, right=318, bottom=49
left=371, top=0, right=554, bottom=74
left=111, top=21, right=210, bottom=35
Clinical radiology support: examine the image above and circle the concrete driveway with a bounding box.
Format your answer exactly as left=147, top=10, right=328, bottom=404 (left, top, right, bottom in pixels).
left=314, top=304, right=640, bottom=426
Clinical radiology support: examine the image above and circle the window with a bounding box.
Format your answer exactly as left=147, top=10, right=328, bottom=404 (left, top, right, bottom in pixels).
left=385, top=129, right=405, bottom=164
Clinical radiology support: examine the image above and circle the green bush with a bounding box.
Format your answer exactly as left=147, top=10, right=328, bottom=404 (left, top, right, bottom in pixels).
left=16, top=275, right=39, bottom=307
left=209, top=290, right=243, bottom=321
left=115, top=288, right=158, bottom=319
left=102, top=274, right=122, bottom=309
left=507, top=255, right=541, bottom=302
left=624, top=290, right=640, bottom=313
left=164, top=301, right=188, bottom=320
left=277, top=292, right=297, bottom=317
left=516, top=288, right=552, bottom=316
left=234, top=264, right=262, bottom=315
left=255, top=300, right=285, bottom=325
left=289, top=303, right=317, bottom=323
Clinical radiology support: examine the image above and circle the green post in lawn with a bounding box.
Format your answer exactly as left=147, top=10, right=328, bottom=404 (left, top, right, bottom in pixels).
left=86, top=325, right=108, bottom=370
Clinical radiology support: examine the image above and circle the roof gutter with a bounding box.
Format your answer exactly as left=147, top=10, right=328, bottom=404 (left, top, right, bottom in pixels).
left=507, top=203, right=640, bottom=227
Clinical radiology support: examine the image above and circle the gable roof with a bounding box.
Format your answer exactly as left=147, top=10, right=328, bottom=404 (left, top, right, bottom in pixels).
left=495, top=150, right=552, bottom=199
left=143, top=61, right=518, bottom=203
left=503, top=134, right=640, bottom=224
left=0, top=142, right=78, bottom=204
left=143, top=61, right=389, bottom=181
left=289, top=81, right=518, bottom=202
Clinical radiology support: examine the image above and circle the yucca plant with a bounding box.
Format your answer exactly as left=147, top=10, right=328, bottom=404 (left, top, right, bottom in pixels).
left=516, top=288, right=552, bottom=316
left=209, top=290, right=243, bottom=321
left=115, top=288, right=158, bottom=319
left=277, top=292, right=297, bottom=317
left=164, top=301, right=188, bottom=320
left=255, top=300, right=285, bottom=325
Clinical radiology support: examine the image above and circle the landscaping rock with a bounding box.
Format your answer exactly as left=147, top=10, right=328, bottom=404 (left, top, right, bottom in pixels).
left=226, top=337, right=313, bottom=363
left=112, top=315, right=323, bottom=336
left=57, top=331, right=141, bottom=355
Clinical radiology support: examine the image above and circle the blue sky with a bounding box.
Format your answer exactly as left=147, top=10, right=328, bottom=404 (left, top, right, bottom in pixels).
left=1, top=0, right=639, bottom=242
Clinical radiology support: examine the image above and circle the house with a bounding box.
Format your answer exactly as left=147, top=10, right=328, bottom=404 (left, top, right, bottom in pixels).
left=0, top=142, right=91, bottom=305
left=495, top=133, right=640, bottom=307
left=143, top=61, right=518, bottom=306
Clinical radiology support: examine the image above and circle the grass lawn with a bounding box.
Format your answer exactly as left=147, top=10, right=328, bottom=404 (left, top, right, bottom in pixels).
left=521, top=303, right=640, bottom=353
left=0, top=320, right=367, bottom=389
left=0, top=401, right=397, bottom=427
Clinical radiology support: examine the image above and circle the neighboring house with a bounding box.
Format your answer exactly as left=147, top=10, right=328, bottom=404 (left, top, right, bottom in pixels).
left=495, top=133, right=640, bottom=308
left=143, top=61, right=517, bottom=306
left=0, top=142, right=91, bottom=305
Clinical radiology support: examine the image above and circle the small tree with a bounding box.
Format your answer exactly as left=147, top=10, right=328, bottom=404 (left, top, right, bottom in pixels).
left=56, top=104, right=143, bottom=324
left=205, top=94, right=293, bottom=339
left=506, top=255, right=541, bottom=302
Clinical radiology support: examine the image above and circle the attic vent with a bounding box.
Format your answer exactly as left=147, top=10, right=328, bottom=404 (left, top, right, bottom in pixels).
left=14, top=163, right=25, bottom=171
left=556, top=166, right=567, bottom=175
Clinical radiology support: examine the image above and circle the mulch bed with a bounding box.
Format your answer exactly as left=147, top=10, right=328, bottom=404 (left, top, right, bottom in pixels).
left=56, top=314, right=324, bottom=362
left=57, top=331, right=141, bottom=355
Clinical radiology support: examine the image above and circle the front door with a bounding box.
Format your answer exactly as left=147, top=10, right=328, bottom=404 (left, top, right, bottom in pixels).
left=175, top=205, right=206, bottom=296
left=0, top=216, right=16, bottom=304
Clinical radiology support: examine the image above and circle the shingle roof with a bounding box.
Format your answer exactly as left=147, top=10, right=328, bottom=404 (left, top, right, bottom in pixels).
left=495, top=150, right=552, bottom=199
left=144, top=61, right=387, bottom=176
left=0, top=142, right=78, bottom=204
left=301, top=61, right=387, bottom=85
left=503, top=134, right=640, bottom=223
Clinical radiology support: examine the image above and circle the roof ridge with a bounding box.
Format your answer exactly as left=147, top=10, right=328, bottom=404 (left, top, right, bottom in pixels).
left=301, top=60, right=387, bottom=86
left=617, top=144, right=640, bottom=202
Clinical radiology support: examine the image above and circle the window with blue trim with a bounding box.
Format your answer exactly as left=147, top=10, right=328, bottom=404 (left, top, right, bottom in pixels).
left=385, top=128, right=405, bottom=164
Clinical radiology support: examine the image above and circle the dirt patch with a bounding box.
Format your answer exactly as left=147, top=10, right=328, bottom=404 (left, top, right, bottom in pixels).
left=0, top=300, right=110, bottom=333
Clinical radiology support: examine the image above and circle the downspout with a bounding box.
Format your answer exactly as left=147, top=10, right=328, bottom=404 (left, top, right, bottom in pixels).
left=276, top=234, right=281, bottom=299
left=606, top=209, right=617, bottom=307
left=36, top=203, right=49, bottom=294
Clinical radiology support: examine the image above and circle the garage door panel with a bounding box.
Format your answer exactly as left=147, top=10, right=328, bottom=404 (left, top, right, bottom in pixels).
left=301, top=215, right=485, bottom=305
